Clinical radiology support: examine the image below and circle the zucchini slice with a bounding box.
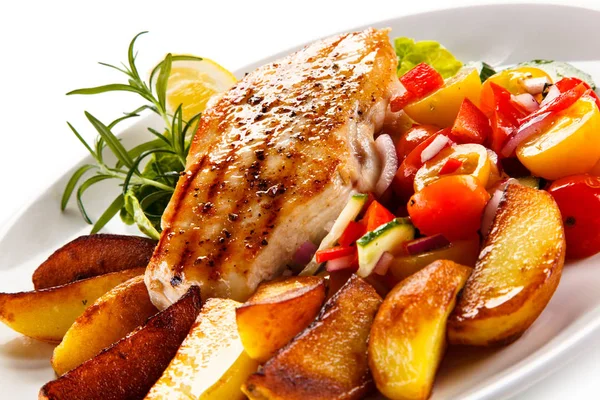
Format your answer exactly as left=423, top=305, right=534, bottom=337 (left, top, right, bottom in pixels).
left=516, top=176, right=540, bottom=189
left=357, top=218, right=415, bottom=277
left=300, top=193, right=368, bottom=276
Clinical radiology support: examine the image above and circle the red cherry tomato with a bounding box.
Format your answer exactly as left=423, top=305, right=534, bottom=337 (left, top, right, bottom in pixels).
left=395, top=125, right=440, bottom=161
left=392, top=128, right=451, bottom=201
left=407, top=175, right=490, bottom=241
left=548, top=174, right=600, bottom=259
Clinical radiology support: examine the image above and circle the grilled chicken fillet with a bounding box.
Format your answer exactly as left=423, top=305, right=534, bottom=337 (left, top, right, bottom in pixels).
left=145, top=28, right=400, bottom=308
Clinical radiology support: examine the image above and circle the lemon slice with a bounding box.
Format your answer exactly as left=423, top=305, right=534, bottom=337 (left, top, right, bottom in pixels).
left=151, top=55, right=237, bottom=121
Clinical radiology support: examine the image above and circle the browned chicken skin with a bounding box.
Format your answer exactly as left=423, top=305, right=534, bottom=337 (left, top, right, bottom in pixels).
left=145, top=28, right=400, bottom=308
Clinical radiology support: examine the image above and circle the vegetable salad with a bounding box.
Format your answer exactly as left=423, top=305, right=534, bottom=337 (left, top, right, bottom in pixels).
left=305, top=37, right=600, bottom=285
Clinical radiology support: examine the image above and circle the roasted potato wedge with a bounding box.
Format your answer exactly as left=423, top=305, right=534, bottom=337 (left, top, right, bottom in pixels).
left=448, top=184, right=566, bottom=346
left=32, top=234, right=156, bottom=290
left=39, top=286, right=202, bottom=400
left=52, top=275, right=158, bottom=375
left=236, top=276, right=326, bottom=362
left=243, top=275, right=382, bottom=400
left=369, top=260, right=471, bottom=400
left=146, top=298, right=259, bottom=399
left=0, top=268, right=143, bottom=342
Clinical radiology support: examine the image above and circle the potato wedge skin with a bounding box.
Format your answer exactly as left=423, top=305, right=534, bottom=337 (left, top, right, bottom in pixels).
left=369, top=260, right=471, bottom=400
left=33, top=234, right=156, bottom=290
left=236, top=276, right=326, bottom=362
left=243, top=275, right=382, bottom=400
left=39, top=286, right=202, bottom=400
left=52, top=275, right=158, bottom=375
left=448, top=184, right=566, bottom=346
left=146, top=298, right=259, bottom=400
left=0, top=268, right=144, bottom=343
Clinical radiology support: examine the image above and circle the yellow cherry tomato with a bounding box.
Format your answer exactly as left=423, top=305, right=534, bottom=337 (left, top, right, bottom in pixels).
left=403, top=67, right=482, bottom=128
left=480, top=67, right=552, bottom=115
left=486, top=149, right=503, bottom=189
left=414, top=143, right=492, bottom=192
left=388, top=236, right=480, bottom=283
left=517, top=96, right=600, bottom=180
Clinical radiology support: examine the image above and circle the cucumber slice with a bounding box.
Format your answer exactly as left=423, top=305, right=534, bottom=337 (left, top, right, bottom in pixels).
left=517, top=176, right=540, bottom=189
left=357, top=218, right=415, bottom=278
left=299, top=193, right=368, bottom=276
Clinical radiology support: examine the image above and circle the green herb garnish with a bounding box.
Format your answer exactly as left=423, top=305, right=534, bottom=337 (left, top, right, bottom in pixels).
left=479, top=62, right=497, bottom=82
left=465, top=61, right=497, bottom=82
left=62, top=32, right=203, bottom=239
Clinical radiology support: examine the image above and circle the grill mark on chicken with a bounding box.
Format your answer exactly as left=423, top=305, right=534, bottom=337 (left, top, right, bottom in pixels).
left=145, top=28, right=399, bottom=306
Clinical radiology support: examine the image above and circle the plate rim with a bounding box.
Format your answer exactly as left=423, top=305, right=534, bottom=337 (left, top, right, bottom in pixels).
left=2, top=3, right=600, bottom=399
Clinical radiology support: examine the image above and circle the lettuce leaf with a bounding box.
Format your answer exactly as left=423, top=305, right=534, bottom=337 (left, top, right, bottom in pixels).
left=394, top=37, right=463, bottom=79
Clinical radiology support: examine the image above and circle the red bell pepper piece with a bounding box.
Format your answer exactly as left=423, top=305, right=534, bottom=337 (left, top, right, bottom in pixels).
left=489, top=111, right=516, bottom=155
left=555, top=77, right=600, bottom=109
left=315, top=246, right=356, bottom=263
left=400, top=63, right=445, bottom=98
left=450, top=98, right=492, bottom=145
left=555, top=77, right=583, bottom=92
left=362, top=200, right=396, bottom=232
left=392, top=128, right=452, bottom=201
left=390, top=91, right=416, bottom=112
left=520, top=82, right=587, bottom=126
left=362, top=192, right=376, bottom=213
left=338, top=221, right=367, bottom=247
left=390, top=63, right=444, bottom=112
left=489, top=83, right=526, bottom=124
left=439, top=157, right=463, bottom=175
left=486, top=83, right=527, bottom=155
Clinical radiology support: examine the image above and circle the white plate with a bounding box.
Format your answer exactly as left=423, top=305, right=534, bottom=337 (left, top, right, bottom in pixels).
left=1, top=3, right=599, bottom=399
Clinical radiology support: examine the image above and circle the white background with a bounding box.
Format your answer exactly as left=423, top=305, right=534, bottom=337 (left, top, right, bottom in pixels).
left=1, top=0, right=599, bottom=398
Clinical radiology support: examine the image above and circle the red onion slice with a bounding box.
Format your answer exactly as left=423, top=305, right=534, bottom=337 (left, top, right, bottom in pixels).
left=541, top=84, right=561, bottom=106
left=375, top=134, right=399, bottom=196
left=293, top=241, right=317, bottom=266
left=481, top=189, right=506, bottom=237
left=326, top=254, right=357, bottom=272
left=405, top=234, right=451, bottom=256
left=522, top=77, right=550, bottom=95
left=421, top=135, right=450, bottom=163
left=512, top=93, right=540, bottom=114
left=501, top=111, right=552, bottom=157
left=373, top=252, right=394, bottom=276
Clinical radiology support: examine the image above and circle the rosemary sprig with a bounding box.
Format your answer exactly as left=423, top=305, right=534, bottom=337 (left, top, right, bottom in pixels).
left=62, top=32, right=202, bottom=239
